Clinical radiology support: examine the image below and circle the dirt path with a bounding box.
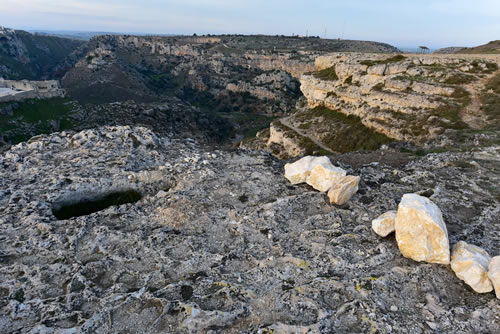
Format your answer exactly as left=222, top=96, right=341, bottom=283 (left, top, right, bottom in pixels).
left=461, top=69, right=500, bottom=129
left=280, top=116, right=334, bottom=153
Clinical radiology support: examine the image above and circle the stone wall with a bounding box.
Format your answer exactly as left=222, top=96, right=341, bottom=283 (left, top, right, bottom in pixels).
left=0, top=79, right=65, bottom=102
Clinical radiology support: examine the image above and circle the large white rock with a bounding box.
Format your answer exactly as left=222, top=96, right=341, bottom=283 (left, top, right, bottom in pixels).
left=306, top=162, right=347, bottom=192
left=395, top=194, right=450, bottom=264
left=372, top=210, right=397, bottom=237
left=488, top=256, right=500, bottom=299
left=327, top=175, right=360, bottom=205
left=451, top=241, right=493, bottom=293
left=284, top=156, right=331, bottom=185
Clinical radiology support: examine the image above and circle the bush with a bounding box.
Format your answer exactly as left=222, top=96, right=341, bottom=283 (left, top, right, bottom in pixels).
left=312, top=66, right=338, bottom=81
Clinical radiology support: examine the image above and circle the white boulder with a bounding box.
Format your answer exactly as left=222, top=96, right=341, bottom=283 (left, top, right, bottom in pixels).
left=395, top=194, right=450, bottom=264
left=327, top=175, right=360, bottom=205
left=488, top=256, right=500, bottom=299
left=372, top=211, right=397, bottom=237
left=306, top=162, right=347, bottom=192
left=284, top=156, right=332, bottom=185
left=451, top=241, right=493, bottom=293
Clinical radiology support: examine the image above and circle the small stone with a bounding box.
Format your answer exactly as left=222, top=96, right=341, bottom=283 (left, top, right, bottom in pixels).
left=327, top=175, right=360, bottom=205
left=284, top=156, right=334, bottom=185
left=306, top=162, right=347, bottom=192
left=372, top=210, right=397, bottom=237
left=395, top=194, right=450, bottom=264
left=451, top=241, right=493, bottom=293
left=390, top=305, right=398, bottom=312
left=488, top=256, right=500, bottom=299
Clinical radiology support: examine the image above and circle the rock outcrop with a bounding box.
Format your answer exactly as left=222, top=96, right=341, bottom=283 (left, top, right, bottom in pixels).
left=451, top=241, right=493, bottom=293
left=395, top=194, right=450, bottom=264
left=299, top=53, right=500, bottom=143
left=0, top=127, right=499, bottom=332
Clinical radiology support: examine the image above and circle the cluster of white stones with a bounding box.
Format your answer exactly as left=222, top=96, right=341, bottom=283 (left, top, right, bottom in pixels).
left=372, top=193, right=499, bottom=299
left=284, top=156, right=359, bottom=205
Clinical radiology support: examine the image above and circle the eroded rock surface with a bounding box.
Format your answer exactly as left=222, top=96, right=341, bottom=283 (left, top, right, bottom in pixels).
left=0, top=126, right=499, bottom=333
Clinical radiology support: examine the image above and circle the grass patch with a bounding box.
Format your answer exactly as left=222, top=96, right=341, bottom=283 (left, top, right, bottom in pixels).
left=431, top=87, right=470, bottom=129
left=0, top=98, right=76, bottom=145
left=312, top=66, right=338, bottom=81
left=444, top=73, right=477, bottom=85
left=485, top=73, right=500, bottom=94
left=480, top=73, right=500, bottom=128
left=272, top=120, right=330, bottom=156
left=300, top=106, right=394, bottom=153
left=52, top=189, right=142, bottom=220
left=372, top=83, right=385, bottom=91
left=360, top=55, right=406, bottom=66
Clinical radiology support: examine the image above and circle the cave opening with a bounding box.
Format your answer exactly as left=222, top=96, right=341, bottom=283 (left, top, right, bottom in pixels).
left=52, top=189, right=142, bottom=220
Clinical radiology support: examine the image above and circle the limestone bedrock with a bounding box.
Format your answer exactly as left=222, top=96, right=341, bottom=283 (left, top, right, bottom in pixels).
left=327, top=175, right=360, bottom=205
left=372, top=210, right=397, bottom=237
left=488, top=256, right=500, bottom=299
left=451, top=241, right=493, bottom=293
left=395, top=194, right=450, bottom=264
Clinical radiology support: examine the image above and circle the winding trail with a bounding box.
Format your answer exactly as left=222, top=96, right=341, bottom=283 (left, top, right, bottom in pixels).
left=279, top=116, right=334, bottom=153
left=461, top=68, right=500, bottom=129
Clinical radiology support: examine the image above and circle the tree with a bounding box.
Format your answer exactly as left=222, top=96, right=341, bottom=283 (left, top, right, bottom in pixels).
left=419, top=46, right=430, bottom=54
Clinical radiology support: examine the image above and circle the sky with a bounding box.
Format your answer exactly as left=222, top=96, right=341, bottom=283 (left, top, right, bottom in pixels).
left=0, top=0, right=499, bottom=49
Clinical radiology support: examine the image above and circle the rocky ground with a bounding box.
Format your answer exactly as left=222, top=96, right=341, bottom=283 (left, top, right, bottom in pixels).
left=0, top=126, right=498, bottom=333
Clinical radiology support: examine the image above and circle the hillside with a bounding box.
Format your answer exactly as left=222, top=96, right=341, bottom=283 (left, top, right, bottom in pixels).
left=243, top=53, right=500, bottom=158
left=459, top=41, right=500, bottom=54
left=0, top=27, right=84, bottom=80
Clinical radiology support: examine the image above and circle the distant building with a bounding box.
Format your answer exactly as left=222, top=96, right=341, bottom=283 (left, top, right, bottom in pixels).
left=0, top=79, right=66, bottom=102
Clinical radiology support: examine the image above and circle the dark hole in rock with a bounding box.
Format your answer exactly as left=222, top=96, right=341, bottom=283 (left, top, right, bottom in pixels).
left=417, top=189, right=434, bottom=198
left=52, top=189, right=142, bottom=220
left=180, top=285, right=193, bottom=301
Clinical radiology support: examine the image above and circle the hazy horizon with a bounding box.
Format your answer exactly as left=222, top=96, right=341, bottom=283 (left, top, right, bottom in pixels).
left=1, top=0, right=499, bottom=49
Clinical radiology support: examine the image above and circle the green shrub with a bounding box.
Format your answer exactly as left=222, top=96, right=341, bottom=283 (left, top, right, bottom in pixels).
left=312, top=66, right=338, bottom=81
left=360, top=55, right=406, bottom=66
left=305, top=106, right=394, bottom=152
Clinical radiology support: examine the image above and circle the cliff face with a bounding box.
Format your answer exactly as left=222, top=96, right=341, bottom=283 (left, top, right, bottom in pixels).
left=61, top=35, right=400, bottom=110
left=243, top=53, right=500, bottom=159
left=0, top=126, right=498, bottom=332
left=0, top=27, right=84, bottom=80
left=300, top=53, right=500, bottom=143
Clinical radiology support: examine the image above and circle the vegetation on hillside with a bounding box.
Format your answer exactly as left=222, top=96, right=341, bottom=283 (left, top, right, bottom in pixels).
left=480, top=73, right=500, bottom=128
left=360, top=55, right=406, bottom=66
left=0, top=30, right=83, bottom=80
left=295, top=106, right=394, bottom=153
left=0, top=98, right=76, bottom=145
left=312, top=66, right=338, bottom=81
